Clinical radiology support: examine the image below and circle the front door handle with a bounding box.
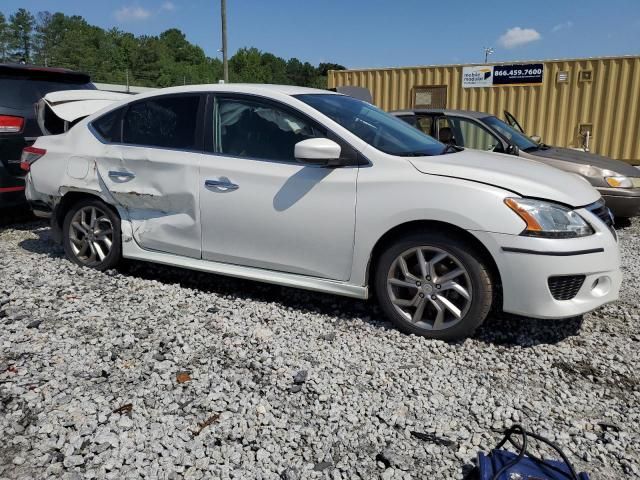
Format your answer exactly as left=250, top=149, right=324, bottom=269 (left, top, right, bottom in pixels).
left=205, top=179, right=239, bottom=191
left=108, top=170, right=135, bottom=180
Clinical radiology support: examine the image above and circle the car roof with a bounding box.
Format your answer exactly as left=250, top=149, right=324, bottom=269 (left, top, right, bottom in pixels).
left=391, top=109, right=493, bottom=119
left=126, top=83, right=339, bottom=101
left=0, top=63, right=91, bottom=83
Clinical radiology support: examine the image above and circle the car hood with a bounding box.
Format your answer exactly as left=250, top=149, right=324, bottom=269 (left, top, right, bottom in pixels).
left=527, top=146, right=640, bottom=177
left=408, top=149, right=600, bottom=207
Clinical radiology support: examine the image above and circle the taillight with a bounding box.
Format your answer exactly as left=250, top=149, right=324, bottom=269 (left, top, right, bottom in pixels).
left=20, top=146, right=47, bottom=171
left=0, top=115, right=25, bottom=133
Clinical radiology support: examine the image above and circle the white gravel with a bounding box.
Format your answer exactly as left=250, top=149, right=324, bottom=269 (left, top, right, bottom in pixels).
left=0, top=217, right=639, bottom=479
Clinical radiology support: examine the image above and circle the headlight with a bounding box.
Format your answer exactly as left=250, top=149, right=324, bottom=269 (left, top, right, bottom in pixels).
left=504, top=198, right=594, bottom=238
left=605, top=176, right=633, bottom=188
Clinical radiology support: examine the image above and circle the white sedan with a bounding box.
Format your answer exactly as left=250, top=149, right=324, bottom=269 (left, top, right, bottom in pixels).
left=23, top=84, right=621, bottom=339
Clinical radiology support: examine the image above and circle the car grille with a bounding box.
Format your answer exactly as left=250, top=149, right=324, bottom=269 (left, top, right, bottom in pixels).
left=585, top=199, right=615, bottom=237
left=548, top=275, right=586, bottom=300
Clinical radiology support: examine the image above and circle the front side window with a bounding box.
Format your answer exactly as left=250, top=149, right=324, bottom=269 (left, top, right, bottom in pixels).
left=483, top=115, right=539, bottom=151
left=416, top=116, right=433, bottom=136
left=215, top=97, right=321, bottom=162
left=295, top=94, right=444, bottom=157
left=447, top=117, right=501, bottom=151
left=122, top=95, right=200, bottom=150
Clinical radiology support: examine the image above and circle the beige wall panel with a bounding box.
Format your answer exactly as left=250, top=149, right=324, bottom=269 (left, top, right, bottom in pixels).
left=329, top=56, right=640, bottom=163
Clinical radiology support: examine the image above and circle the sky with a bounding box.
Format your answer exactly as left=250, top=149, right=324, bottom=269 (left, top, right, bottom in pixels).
left=2, top=0, right=640, bottom=68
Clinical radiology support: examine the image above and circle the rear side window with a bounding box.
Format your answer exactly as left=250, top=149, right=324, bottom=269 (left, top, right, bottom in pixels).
left=92, top=108, right=123, bottom=142
left=123, top=95, right=200, bottom=150
left=0, top=77, right=94, bottom=110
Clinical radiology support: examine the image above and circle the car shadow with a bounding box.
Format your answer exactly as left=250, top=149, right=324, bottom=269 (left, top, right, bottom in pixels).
left=119, top=258, right=388, bottom=328
left=272, top=166, right=332, bottom=211
left=0, top=208, right=39, bottom=229
left=16, top=226, right=583, bottom=347
left=614, top=217, right=632, bottom=229
left=119, top=262, right=585, bottom=347
left=17, top=226, right=64, bottom=259
left=476, top=312, right=583, bottom=346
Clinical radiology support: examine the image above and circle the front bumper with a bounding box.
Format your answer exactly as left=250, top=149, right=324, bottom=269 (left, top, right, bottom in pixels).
left=597, top=187, right=640, bottom=218
left=471, top=206, right=621, bottom=319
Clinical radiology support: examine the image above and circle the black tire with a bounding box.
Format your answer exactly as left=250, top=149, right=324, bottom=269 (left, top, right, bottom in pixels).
left=62, top=198, right=121, bottom=271
left=374, top=231, right=493, bottom=340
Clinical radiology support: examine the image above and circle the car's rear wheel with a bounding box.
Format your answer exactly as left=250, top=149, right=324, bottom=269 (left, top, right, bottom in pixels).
left=62, top=198, right=121, bottom=271
left=374, top=232, right=493, bottom=340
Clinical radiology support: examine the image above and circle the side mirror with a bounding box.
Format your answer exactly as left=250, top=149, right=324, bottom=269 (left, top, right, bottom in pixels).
left=507, top=144, right=520, bottom=156
left=530, top=135, right=542, bottom=144
left=294, top=138, right=342, bottom=166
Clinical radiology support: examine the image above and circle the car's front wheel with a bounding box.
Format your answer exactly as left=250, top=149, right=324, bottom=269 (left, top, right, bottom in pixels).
left=62, top=198, right=121, bottom=271
left=375, top=232, right=494, bottom=340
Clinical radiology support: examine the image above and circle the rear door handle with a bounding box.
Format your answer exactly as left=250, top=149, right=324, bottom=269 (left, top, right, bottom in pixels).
left=108, top=170, right=135, bottom=180
left=205, top=179, right=239, bottom=191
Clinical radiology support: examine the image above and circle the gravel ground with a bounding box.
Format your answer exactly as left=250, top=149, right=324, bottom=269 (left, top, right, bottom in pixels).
left=0, top=218, right=639, bottom=479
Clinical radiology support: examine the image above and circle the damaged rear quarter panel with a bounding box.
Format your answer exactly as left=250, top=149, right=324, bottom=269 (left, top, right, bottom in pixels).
left=93, top=143, right=202, bottom=259
left=30, top=128, right=202, bottom=260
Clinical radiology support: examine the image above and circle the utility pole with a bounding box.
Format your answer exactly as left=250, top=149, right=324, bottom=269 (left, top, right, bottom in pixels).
left=221, top=0, right=229, bottom=83
left=483, top=47, right=494, bottom=64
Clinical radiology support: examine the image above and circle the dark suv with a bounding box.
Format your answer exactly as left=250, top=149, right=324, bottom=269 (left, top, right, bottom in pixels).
left=0, top=64, right=95, bottom=209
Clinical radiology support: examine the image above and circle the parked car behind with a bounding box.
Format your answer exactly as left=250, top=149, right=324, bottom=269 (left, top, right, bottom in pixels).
left=0, top=64, right=95, bottom=209
left=24, top=85, right=621, bottom=339
left=392, top=109, right=640, bottom=218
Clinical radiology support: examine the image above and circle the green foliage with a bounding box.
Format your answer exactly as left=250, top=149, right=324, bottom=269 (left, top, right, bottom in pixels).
left=8, top=8, right=35, bottom=62
left=0, top=8, right=345, bottom=88
left=0, top=12, right=10, bottom=61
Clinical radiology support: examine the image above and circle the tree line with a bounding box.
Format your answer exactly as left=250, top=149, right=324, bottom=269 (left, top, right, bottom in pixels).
left=0, top=8, right=345, bottom=88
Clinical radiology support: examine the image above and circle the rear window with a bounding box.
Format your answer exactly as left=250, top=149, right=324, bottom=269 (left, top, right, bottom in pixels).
left=92, top=108, right=124, bottom=142
left=122, top=95, right=200, bottom=150
left=0, top=77, right=95, bottom=110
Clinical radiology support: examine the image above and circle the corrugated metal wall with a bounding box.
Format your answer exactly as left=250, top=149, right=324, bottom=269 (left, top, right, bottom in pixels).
left=328, top=56, right=640, bottom=163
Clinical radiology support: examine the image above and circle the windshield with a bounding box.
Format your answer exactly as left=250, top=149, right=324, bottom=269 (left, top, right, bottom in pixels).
left=482, top=115, right=539, bottom=151
left=0, top=77, right=95, bottom=110
left=295, top=93, right=445, bottom=156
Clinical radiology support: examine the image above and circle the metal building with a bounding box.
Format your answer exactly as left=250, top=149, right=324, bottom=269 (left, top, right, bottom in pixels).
left=328, top=55, right=640, bottom=164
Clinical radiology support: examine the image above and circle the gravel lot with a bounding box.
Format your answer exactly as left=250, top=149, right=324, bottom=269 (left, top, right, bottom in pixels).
left=1, top=217, right=639, bottom=479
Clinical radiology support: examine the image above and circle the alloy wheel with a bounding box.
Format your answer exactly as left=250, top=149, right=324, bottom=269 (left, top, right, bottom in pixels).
left=68, top=206, right=114, bottom=266
left=386, top=246, right=473, bottom=330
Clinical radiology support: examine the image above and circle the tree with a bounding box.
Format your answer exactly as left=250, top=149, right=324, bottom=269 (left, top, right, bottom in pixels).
left=0, top=13, right=10, bottom=61
left=1, top=8, right=345, bottom=87
left=32, top=11, right=70, bottom=67
left=9, top=8, right=35, bottom=62
left=318, top=63, right=346, bottom=76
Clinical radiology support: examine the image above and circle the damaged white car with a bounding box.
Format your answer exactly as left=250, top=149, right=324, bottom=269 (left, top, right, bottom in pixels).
left=24, top=84, right=622, bottom=339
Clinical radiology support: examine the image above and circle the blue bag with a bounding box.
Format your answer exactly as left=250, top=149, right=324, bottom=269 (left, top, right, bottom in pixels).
left=473, top=425, right=590, bottom=480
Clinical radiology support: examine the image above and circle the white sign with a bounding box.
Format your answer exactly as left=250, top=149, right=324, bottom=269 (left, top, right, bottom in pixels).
left=462, top=66, right=494, bottom=88
left=463, top=64, right=545, bottom=88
